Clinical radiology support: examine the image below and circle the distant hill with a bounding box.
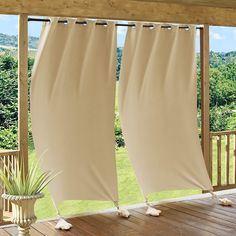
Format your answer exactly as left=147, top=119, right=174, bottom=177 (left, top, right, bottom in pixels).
left=209, top=51, right=236, bottom=66
left=0, top=32, right=236, bottom=66
left=0, top=33, right=39, bottom=49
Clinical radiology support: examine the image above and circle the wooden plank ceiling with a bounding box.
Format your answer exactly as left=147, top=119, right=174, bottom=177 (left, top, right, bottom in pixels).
left=135, top=0, right=236, bottom=9
left=0, top=0, right=236, bottom=26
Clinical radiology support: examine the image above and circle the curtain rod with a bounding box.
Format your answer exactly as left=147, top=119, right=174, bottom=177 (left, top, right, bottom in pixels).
left=28, top=18, right=203, bottom=30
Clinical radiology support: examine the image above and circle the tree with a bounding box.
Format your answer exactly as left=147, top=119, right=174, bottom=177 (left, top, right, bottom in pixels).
left=1, top=50, right=236, bottom=149
left=210, top=104, right=236, bottom=131
left=0, top=54, right=18, bottom=149
left=116, top=47, right=123, bottom=81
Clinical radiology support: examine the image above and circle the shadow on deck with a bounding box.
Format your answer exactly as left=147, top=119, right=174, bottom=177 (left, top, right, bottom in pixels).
left=1, top=191, right=236, bottom=236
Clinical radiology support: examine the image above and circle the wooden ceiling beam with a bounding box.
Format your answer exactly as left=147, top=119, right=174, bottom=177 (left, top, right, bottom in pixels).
left=134, top=0, right=236, bottom=9
left=0, top=0, right=236, bottom=26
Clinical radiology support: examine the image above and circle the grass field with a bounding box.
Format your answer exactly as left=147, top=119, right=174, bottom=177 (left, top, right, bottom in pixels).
left=31, top=134, right=236, bottom=220
left=32, top=146, right=200, bottom=220
left=7, top=82, right=236, bottom=220
left=3, top=110, right=235, bottom=220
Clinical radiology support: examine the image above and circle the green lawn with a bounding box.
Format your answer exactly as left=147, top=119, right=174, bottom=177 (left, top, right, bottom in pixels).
left=27, top=89, right=236, bottom=220
left=31, top=134, right=236, bottom=220
left=31, top=147, right=200, bottom=220
left=30, top=85, right=200, bottom=220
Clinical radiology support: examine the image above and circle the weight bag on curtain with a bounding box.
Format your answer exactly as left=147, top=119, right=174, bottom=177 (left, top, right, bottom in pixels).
left=31, top=18, right=118, bottom=204
left=119, top=24, right=212, bottom=197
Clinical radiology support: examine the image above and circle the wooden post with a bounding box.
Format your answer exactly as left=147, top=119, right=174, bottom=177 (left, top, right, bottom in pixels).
left=0, top=159, right=2, bottom=222
left=18, top=14, right=28, bottom=177
left=200, top=25, right=211, bottom=181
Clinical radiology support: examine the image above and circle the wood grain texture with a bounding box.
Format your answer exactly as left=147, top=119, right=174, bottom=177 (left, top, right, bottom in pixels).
left=18, top=14, right=28, bottom=176
left=0, top=151, right=19, bottom=217
left=214, top=184, right=236, bottom=191
left=217, top=135, right=222, bottom=186
left=226, top=134, right=230, bottom=185
left=0, top=0, right=236, bottom=26
left=200, top=25, right=211, bottom=180
left=0, top=150, right=19, bottom=156
left=1, top=193, right=236, bottom=235
left=133, top=0, right=236, bottom=9
left=0, top=229, right=10, bottom=236
left=210, top=130, right=236, bottom=191
left=210, top=130, right=236, bottom=136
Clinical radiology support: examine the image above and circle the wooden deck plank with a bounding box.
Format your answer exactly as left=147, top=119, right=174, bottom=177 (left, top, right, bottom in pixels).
left=226, top=194, right=236, bottom=201
left=2, top=226, right=18, bottom=236
left=4, top=225, right=44, bottom=236
left=134, top=207, right=216, bottom=236
left=2, top=193, right=236, bottom=236
left=63, top=218, right=100, bottom=236
left=129, top=210, right=195, bottom=236
left=80, top=214, right=141, bottom=236
left=69, top=217, right=116, bottom=236
left=0, top=229, right=10, bottom=236
left=177, top=201, right=236, bottom=224
left=32, top=222, right=68, bottom=236
left=185, top=200, right=236, bottom=218
left=164, top=202, right=236, bottom=229
left=29, top=227, right=44, bottom=236
left=102, top=211, right=178, bottom=236
left=154, top=205, right=234, bottom=235
left=192, top=197, right=236, bottom=214
left=96, top=213, right=144, bottom=236
left=101, top=212, right=154, bottom=234
left=44, top=220, right=91, bottom=236
left=97, top=214, right=146, bottom=236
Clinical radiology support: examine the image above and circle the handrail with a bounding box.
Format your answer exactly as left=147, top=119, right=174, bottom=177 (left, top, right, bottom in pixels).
left=0, top=150, right=19, bottom=156
left=210, top=130, right=236, bottom=191
left=210, top=130, right=236, bottom=136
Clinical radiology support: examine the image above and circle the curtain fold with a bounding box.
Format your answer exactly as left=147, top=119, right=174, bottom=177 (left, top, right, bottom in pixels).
left=31, top=18, right=118, bottom=204
left=119, top=24, right=212, bottom=196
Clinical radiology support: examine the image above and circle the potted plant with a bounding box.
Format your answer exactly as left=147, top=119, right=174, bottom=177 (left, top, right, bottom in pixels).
left=0, top=159, right=58, bottom=236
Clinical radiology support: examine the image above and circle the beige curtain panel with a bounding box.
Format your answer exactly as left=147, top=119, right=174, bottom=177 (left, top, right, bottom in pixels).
left=31, top=18, right=118, bottom=204
left=119, top=24, right=212, bottom=196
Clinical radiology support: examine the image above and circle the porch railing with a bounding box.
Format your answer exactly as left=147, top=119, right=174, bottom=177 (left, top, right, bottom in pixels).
left=210, top=130, right=236, bottom=191
left=0, top=150, right=19, bottom=222
left=0, top=131, right=235, bottom=222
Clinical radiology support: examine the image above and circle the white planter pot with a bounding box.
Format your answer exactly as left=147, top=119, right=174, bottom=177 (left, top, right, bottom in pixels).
left=2, top=193, right=44, bottom=236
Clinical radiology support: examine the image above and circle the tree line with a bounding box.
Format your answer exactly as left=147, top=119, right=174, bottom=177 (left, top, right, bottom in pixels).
left=0, top=49, right=236, bottom=149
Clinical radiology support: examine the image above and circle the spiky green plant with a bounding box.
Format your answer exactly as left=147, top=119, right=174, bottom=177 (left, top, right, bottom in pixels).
left=0, top=159, right=59, bottom=196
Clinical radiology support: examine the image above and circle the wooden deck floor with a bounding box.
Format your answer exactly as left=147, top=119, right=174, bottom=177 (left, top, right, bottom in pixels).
left=1, top=193, right=236, bottom=236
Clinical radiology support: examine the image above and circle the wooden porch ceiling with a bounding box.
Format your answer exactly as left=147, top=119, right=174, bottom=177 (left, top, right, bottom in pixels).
left=2, top=192, right=236, bottom=235
left=134, top=0, right=236, bottom=9
left=0, top=0, right=236, bottom=26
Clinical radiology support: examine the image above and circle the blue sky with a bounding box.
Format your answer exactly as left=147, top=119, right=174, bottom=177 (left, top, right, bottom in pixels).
left=0, top=15, right=236, bottom=52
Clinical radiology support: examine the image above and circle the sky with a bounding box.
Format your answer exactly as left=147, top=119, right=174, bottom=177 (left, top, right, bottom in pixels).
left=0, top=15, right=236, bottom=52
